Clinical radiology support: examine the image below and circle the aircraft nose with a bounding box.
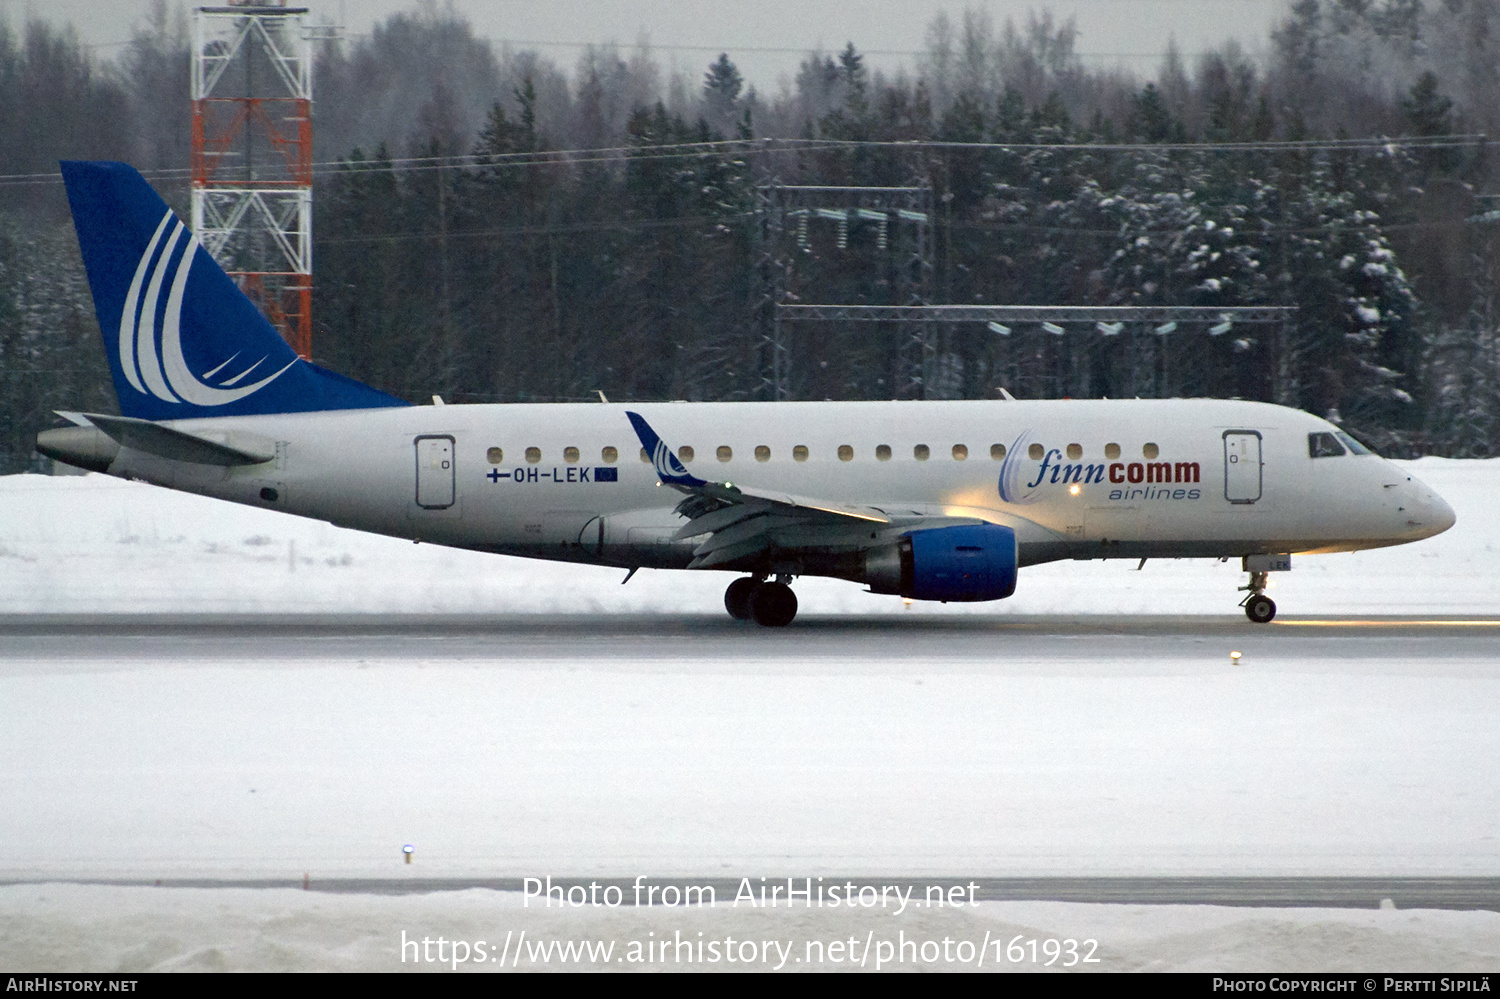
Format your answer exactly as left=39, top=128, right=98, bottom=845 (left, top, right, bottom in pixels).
left=1405, top=476, right=1456, bottom=539
left=1429, top=489, right=1457, bottom=535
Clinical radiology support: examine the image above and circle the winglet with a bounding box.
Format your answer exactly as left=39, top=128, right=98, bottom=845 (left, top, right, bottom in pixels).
left=625, top=411, right=707, bottom=488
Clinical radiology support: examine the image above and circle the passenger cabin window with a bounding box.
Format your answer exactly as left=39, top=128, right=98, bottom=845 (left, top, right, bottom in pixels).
left=525, top=447, right=541, bottom=464
left=952, top=444, right=968, bottom=460
left=876, top=444, right=892, bottom=461
left=914, top=444, right=930, bottom=461
left=990, top=444, right=1006, bottom=460
left=838, top=445, right=854, bottom=462
left=755, top=445, right=771, bottom=462
left=1066, top=443, right=1082, bottom=460
left=1104, top=443, right=1121, bottom=460
left=1143, top=443, right=1159, bottom=459
left=563, top=446, right=579, bottom=463
left=793, top=445, right=809, bottom=462
left=602, top=446, right=618, bottom=464
left=678, top=445, right=695, bottom=462
left=1028, top=443, right=1044, bottom=460
left=717, top=446, right=733, bottom=462
left=486, top=446, right=503, bottom=464
left=1309, top=432, right=1347, bottom=458
left=1336, top=431, right=1372, bottom=455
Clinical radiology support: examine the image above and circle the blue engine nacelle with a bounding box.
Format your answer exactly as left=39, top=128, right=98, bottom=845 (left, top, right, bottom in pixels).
left=863, top=524, right=1018, bottom=602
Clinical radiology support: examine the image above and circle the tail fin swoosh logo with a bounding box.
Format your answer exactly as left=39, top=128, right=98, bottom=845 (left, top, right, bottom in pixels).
left=119, top=210, right=297, bottom=407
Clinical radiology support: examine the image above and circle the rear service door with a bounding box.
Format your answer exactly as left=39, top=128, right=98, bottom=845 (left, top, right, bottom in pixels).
left=1223, top=430, right=1263, bottom=504
left=415, top=435, right=455, bottom=509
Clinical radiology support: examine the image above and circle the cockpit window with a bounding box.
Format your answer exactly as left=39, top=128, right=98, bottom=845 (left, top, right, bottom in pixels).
left=1308, top=431, right=1346, bottom=458
left=1335, top=431, right=1373, bottom=456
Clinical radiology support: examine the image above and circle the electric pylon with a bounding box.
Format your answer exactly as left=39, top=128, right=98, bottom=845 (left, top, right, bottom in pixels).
left=191, top=2, right=313, bottom=358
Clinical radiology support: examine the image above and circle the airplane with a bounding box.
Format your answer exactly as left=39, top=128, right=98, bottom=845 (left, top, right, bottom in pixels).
left=35, top=161, right=1456, bottom=626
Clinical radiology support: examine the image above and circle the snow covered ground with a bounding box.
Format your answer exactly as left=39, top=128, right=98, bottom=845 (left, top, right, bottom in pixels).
left=1, top=460, right=1497, bottom=971
left=5, top=646, right=1498, bottom=881
left=0, top=457, right=1495, bottom=617
left=4, top=884, right=1498, bottom=972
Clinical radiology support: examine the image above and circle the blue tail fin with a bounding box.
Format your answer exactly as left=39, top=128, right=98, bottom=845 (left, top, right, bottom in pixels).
left=61, top=161, right=406, bottom=420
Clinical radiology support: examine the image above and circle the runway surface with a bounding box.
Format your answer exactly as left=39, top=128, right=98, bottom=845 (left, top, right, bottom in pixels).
left=5, top=613, right=1500, bottom=671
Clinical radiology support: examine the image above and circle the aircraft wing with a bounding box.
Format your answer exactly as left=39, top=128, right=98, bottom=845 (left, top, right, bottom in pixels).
left=626, top=410, right=982, bottom=569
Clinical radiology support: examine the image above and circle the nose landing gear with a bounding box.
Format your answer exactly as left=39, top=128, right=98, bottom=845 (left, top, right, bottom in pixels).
left=724, top=575, right=799, bottom=627
left=1240, top=570, right=1276, bottom=623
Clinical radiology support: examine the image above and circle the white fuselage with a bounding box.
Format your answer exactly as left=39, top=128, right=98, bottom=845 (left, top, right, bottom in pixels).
left=99, top=398, right=1454, bottom=582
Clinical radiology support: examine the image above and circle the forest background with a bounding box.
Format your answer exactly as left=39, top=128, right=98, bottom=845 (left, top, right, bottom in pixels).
left=3, top=0, right=1500, bottom=472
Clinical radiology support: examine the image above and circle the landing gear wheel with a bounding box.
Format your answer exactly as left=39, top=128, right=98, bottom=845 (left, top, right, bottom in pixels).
left=1245, top=594, right=1276, bottom=624
left=724, top=577, right=758, bottom=620
left=750, top=581, right=798, bottom=627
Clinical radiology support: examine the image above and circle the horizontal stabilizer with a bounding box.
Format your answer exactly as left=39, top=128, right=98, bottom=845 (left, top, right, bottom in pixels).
left=81, top=412, right=275, bottom=466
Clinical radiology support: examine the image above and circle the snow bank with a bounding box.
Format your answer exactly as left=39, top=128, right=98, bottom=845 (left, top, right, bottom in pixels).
left=0, top=458, right=1493, bottom=616
left=3, top=884, right=1497, bottom=972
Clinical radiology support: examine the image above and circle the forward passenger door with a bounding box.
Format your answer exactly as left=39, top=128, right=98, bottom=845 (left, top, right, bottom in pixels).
left=1223, top=430, right=1263, bottom=505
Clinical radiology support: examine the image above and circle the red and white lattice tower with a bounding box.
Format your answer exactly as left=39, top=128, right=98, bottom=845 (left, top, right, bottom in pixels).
left=191, top=3, right=313, bottom=358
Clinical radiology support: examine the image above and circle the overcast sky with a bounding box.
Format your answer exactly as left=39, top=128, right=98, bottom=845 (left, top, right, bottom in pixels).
left=9, top=0, right=1291, bottom=89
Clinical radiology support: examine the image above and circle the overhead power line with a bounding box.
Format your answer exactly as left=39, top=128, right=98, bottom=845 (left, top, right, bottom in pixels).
left=461, top=36, right=1228, bottom=63
left=0, top=133, right=1486, bottom=189
left=310, top=209, right=1469, bottom=246
left=332, top=132, right=1490, bottom=172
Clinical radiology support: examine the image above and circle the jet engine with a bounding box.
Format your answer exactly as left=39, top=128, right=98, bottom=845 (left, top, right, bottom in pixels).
left=864, top=524, right=1017, bottom=602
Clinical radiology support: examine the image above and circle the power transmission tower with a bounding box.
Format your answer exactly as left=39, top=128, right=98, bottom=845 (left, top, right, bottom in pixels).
left=190, top=2, right=317, bottom=358
left=752, top=182, right=933, bottom=400
left=779, top=304, right=1299, bottom=401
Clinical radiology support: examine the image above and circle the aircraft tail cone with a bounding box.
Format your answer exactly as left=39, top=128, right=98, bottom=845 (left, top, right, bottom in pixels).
left=35, top=425, right=120, bottom=473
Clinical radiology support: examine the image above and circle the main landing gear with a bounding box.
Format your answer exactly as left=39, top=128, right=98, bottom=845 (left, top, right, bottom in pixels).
left=725, top=576, right=799, bottom=627
left=1239, top=571, right=1276, bottom=624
